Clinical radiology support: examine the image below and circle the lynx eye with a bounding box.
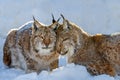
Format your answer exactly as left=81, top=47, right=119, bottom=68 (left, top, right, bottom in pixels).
left=34, top=36, right=43, bottom=41
left=41, top=36, right=44, bottom=39
left=50, top=36, right=55, bottom=39
left=62, top=38, right=69, bottom=42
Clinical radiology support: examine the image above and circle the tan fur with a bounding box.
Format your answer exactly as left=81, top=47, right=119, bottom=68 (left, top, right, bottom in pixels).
left=3, top=20, right=59, bottom=73
left=3, top=29, right=17, bottom=66
left=56, top=18, right=120, bottom=76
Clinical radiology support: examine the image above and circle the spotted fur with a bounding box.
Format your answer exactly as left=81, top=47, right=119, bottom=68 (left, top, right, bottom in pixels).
left=3, top=19, right=59, bottom=73
left=56, top=16, right=120, bottom=76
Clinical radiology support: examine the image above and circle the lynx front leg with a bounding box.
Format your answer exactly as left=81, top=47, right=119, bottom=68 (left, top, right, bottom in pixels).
left=87, top=62, right=116, bottom=76
left=3, top=47, right=11, bottom=67
left=49, top=59, right=59, bottom=71
left=25, top=58, right=38, bottom=73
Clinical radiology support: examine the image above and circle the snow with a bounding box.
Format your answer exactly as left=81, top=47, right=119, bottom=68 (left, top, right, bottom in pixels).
left=12, top=63, right=118, bottom=80
left=14, top=72, right=37, bottom=80
left=0, top=0, right=120, bottom=80
left=17, top=21, right=33, bottom=33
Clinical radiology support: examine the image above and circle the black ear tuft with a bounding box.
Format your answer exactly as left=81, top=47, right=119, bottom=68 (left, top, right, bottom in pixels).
left=32, top=16, right=38, bottom=31
left=60, top=14, right=65, bottom=20
left=33, top=16, right=38, bottom=31
left=57, top=17, right=61, bottom=22
left=52, top=14, right=56, bottom=23
left=33, top=23, right=38, bottom=31
left=33, top=16, right=36, bottom=21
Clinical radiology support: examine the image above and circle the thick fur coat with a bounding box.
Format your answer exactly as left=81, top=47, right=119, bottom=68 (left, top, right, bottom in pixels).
left=56, top=17, right=120, bottom=76
left=3, top=20, right=59, bottom=73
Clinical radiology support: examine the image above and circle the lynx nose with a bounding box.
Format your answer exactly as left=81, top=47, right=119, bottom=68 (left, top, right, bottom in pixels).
left=43, top=38, right=50, bottom=48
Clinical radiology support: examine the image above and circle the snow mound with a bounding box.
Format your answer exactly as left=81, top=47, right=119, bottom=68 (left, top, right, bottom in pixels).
left=13, top=64, right=116, bottom=80
left=14, top=72, right=37, bottom=80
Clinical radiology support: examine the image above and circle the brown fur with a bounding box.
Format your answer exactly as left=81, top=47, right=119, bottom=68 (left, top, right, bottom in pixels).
left=56, top=18, right=120, bottom=76
left=3, top=20, right=59, bottom=73
left=3, top=29, right=17, bottom=66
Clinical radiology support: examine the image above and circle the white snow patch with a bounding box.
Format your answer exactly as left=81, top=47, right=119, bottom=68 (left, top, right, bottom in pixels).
left=13, top=64, right=117, bottom=80
left=17, top=21, right=33, bottom=33
left=14, top=72, right=37, bottom=80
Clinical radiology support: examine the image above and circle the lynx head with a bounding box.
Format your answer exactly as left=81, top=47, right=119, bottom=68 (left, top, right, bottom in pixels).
left=56, top=14, right=79, bottom=57
left=31, top=16, right=59, bottom=55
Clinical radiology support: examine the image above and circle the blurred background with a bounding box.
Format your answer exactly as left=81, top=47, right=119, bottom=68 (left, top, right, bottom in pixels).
left=0, top=0, right=120, bottom=36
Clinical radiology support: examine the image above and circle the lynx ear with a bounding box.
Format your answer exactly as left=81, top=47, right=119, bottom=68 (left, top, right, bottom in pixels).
left=50, top=14, right=60, bottom=31
left=32, top=16, right=43, bottom=32
left=50, top=22, right=60, bottom=31
left=51, top=14, right=61, bottom=23
left=61, top=14, right=71, bottom=30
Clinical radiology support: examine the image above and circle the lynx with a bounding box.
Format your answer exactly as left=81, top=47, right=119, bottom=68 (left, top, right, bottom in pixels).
left=56, top=15, right=120, bottom=76
left=3, top=17, right=59, bottom=73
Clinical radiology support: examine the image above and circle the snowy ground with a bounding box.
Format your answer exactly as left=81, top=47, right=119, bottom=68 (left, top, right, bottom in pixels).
left=0, top=0, right=120, bottom=80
